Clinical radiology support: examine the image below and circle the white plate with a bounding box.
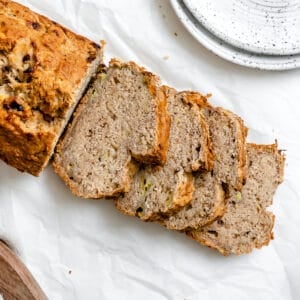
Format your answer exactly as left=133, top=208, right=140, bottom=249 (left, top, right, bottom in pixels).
left=170, top=0, right=300, bottom=70
left=183, top=0, right=300, bottom=56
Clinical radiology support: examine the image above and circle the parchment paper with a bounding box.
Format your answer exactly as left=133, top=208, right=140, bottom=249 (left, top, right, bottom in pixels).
left=1, top=1, right=300, bottom=299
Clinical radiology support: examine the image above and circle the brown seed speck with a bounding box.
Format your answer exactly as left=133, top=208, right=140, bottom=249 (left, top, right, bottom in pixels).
left=5, top=100, right=24, bottom=112
left=2, top=66, right=10, bottom=72
left=26, top=133, right=34, bottom=141
left=68, top=270, right=72, bottom=275
left=3, top=103, right=9, bottom=110
left=43, top=113, right=54, bottom=123
left=31, top=41, right=37, bottom=49
left=113, top=77, right=120, bottom=84
left=26, top=76, right=33, bottom=83
left=174, top=32, right=178, bottom=37
left=136, top=207, right=143, bottom=213
left=217, top=219, right=224, bottom=225
left=23, top=54, right=30, bottom=62
left=52, top=29, right=59, bottom=37
left=87, top=55, right=96, bottom=63
left=27, top=21, right=41, bottom=30
left=207, top=230, right=218, bottom=237
left=24, top=66, right=34, bottom=73
left=163, top=55, right=169, bottom=60
left=92, top=42, right=100, bottom=49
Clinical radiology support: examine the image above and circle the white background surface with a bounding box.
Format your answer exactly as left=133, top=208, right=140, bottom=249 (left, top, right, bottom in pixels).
left=1, top=1, right=300, bottom=299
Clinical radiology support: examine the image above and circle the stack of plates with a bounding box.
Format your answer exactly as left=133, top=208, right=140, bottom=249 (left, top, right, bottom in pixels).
left=170, top=0, right=300, bottom=70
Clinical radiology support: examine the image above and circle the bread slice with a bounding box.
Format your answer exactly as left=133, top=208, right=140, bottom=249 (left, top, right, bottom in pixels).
left=186, top=143, right=285, bottom=255
left=163, top=106, right=247, bottom=230
left=203, top=106, right=248, bottom=190
left=163, top=171, right=225, bottom=230
left=115, top=90, right=213, bottom=221
left=0, top=0, right=103, bottom=175
left=53, top=59, right=170, bottom=198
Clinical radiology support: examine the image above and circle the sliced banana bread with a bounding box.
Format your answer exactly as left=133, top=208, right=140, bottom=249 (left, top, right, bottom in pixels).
left=163, top=171, right=225, bottom=230
left=203, top=107, right=248, bottom=190
left=186, top=143, right=285, bottom=255
left=115, top=90, right=213, bottom=221
left=163, top=106, right=247, bottom=231
left=53, top=59, right=170, bottom=198
left=0, top=0, right=103, bottom=175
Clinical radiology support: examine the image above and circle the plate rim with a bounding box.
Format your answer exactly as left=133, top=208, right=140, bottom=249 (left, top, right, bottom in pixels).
left=170, top=0, right=300, bottom=71
left=183, top=0, right=300, bottom=56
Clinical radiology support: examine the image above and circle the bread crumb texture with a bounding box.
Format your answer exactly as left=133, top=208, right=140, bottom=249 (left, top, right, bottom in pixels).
left=187, top=143, right=285, bottom=255
left=53, top=59, right=170, bottom=198
left=116, top=90, right=214, bottom=221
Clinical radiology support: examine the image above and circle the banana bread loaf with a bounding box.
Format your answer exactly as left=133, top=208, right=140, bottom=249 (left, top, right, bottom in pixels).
left=0, top=0, right=103, bottom=175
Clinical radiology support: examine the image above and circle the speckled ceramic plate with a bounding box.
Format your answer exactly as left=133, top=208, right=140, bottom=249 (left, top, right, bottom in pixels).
left=170, top=0, right=300, bottom=70
left=183, top=0, right=300, bottom=56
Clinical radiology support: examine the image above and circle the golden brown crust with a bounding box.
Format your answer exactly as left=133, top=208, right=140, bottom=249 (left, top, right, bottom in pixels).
left=170, top=172, right=195, bottom=211
left=205, top=183, right=227, bottom=225
left=163, top=176, right=226, bottom=231
left=0, top=0, right=103, bottom=175
left=247, top=142, right=286, bottom=185
left=130, top=84, right=170, bottom=165
left=115, top=197, right=142, bottom=218
left=220, top=108, right=248, bottom=190
left=109, top=59, right=170, bottom=165
left=0, top=125, right=54, bottom=175
left=179, top=91, right=214, bottom=171
left=186, top=229, right=230, bottom=256
left=153, top=86, right=171, bottom=165
left=114, top=199, right=136, bottom=217
left=182, top=91, right=208, bottom=107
